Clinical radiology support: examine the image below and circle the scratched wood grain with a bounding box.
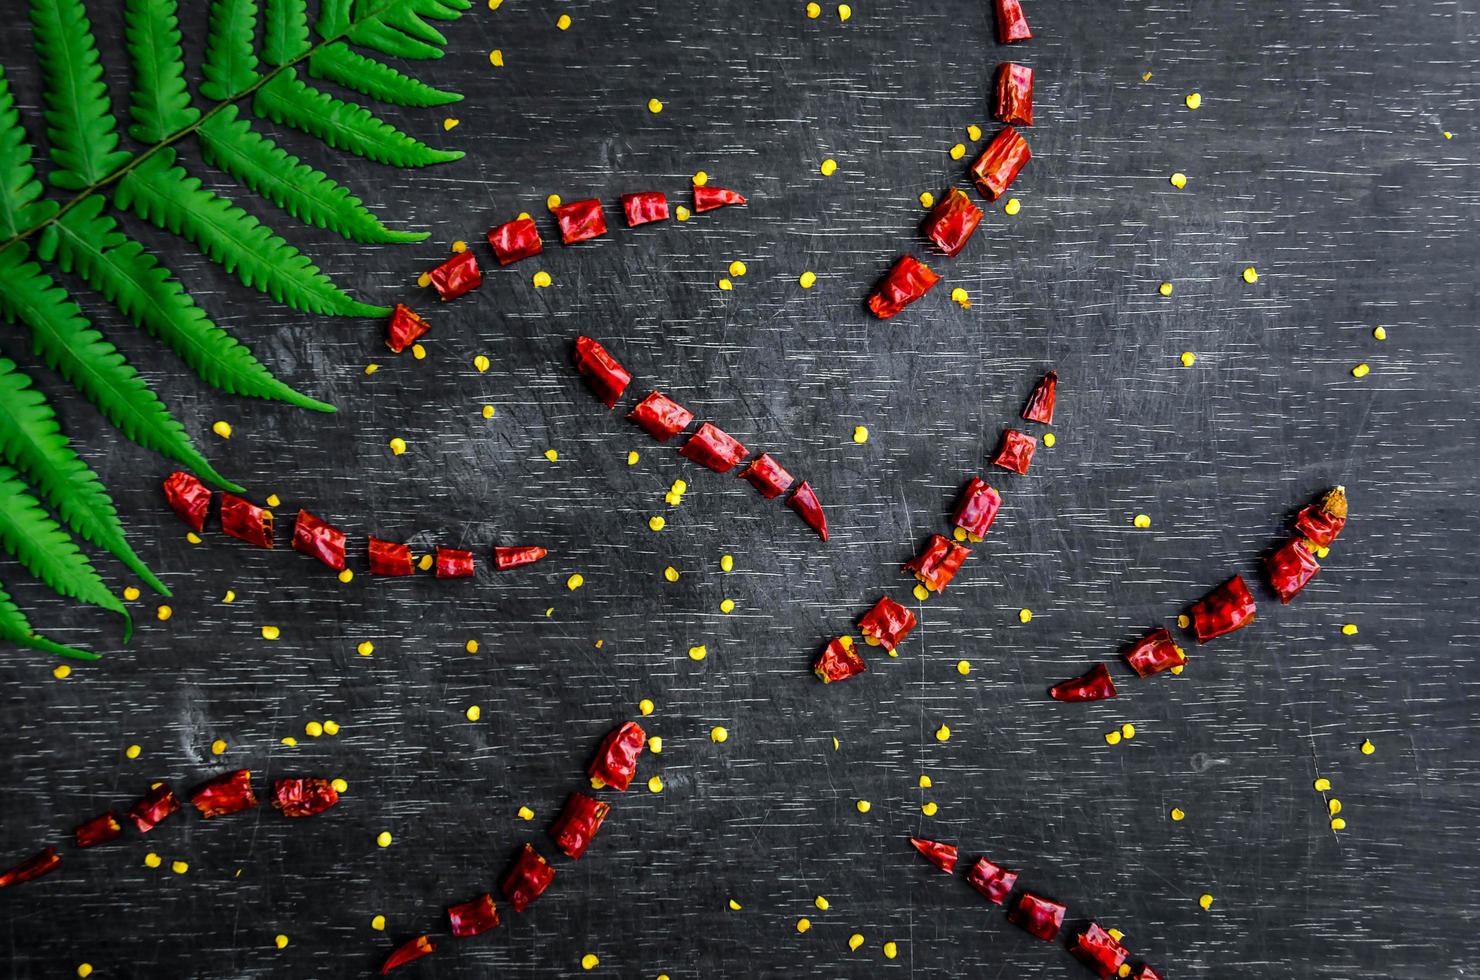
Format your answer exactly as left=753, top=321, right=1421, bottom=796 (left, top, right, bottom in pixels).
left=1, top=0, right=1477, bottom=976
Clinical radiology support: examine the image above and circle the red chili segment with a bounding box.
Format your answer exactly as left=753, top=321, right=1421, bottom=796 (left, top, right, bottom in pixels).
left=952, top=477, right=1002, bottom=539
left=0, top=848, right=60, bottom=889
left=163, top=471, right=211, bottom=531
left=904, top=534, right=970, bottom=593
left=189, top=769, right=259, bottom=818
left=549, top=791, right=612, bottom=859
left=1009, top=891, right=1066, bottom=942
left=501, top=843, right=556, bottom=912
left=679, top=422, right=749, bottom=473
left=621, top=192, right=670, bottom=226
left=272, top=778, right=340, bottom=817
left=737, top=452, right=795, bottom=500
left=628, top=390, right=695, bottom=441
left=991, top=428, right=1037, bottom=474
left=786, top=481, right=829, bottom=542
left=994, top=63, right=1034, bottom=125
left=386, top=303, right=430, bottom=353
left=435, top=547, right=475, bottom=579
left=966, top=856, right=1019, bottom=905
left=427, top=250, right=482, bottom=301
left=127, top=782, right=181, bottom=833
left=368, top=536, right=414, bottom=576
left=922, top=188, right=984, bottom=257
left=970, top=127, right=1031, bottom=201
left=1048, top=662, right=1118, bottom=702
left=447, top=893, right=502, bottom=938
left=693, top=185, right=747, bottom=212
left=487, top=216, right=543, bottom=266
left=814, top=636, right=866, bottom=683
left=552, top=198, right=608, bottom=245
left=220, top=493, right=274, bottom=548
left=1294, top=486, right=1348, bottom=548
left=1073, top=923, right=1130, bottom=979
left=994, top=0, right=1032, bottom=42
left=1189, top=575, right=1257, bottom=642
left=1123, top=627, right=1186, bottom=678
left=909, top=837, right=958, bottom=874
left=588, top=721, right=647, bottom=792
left=573, top=336, right=633, bottom=409
left=494, top=546, right=548, bottom=570
left=1021, top=370, right=1056, bottom=424
left=380, top=935, right=435, bottom=974
left=74, top=812, right=123, bottom=849
left=867, top=255, right=941, bottom=319
left=1134, top=966, right=1165, bottom=980
left=1266, top=537, right=1321, bottom=604
left=292, top=509, right=347, bottom=571
left=858, top=596, right=917, bottom=652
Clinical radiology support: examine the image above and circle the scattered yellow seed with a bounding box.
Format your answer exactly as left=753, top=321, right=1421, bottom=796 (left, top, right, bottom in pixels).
left=718, top=277, right=733, bottom=291
left=953, top=526, right=968, bottom=542
left=126, top=744, right=142, bottom=760
left=548, top=194, right=564, bottom=210
left=466, top=705, right=481, bottom=722
left=1177, top=614, right=1190, bottom=629
left=1105, top=731, right=1122, bottom=746
left=648, top=736, right=663, bottom=753
left=664, top=565, right=680, bottom=582
left=806, top=1, right=821, bottom=16
left=332, top=778, right=348, bottom=793
left=171, top=860, right=189, bottom=875
left=728, top=899, right=742, bottom=911
left=688, top=645, right=707, bottom=661
left=797, top=917, right=812, bottom=933
left=376, top=831, right=392, bottom=848
left=223, top=590, right=236, bottom=603
left=1158, top=281, right=1174, bottom=296
left=261, top=625, right=280, bottom=640
left=949, top=143, right=966, bottom=160
left=719, top=598, right=736, bottom=614
left=416, top=272, right=431, bottom=288
left=1314, top=777, right=1331, bottom=792
left=581, top=954, right=599, bottom=971
left=566, top=573, right=585, bottom=591
left=935, top=723, right=951, bottom=742
left=211, top=739, right=227, bottom=755
left=884, top=941, right=898, bottom=960
left=849, top=425, right=870, bottom=445
left=728, top=260, right=749, bottom=280
left=627, top=450, right=640, bottom=466
left=1171, top=807, right=1185, bottom=821
left=442, top=118, right=459, bottom=131
left=533, top=270, right=552, bottom=287
left=1043, top=432, right=1056, bottom=447
left=1373, top=326, right=1387, bottom=341
left=305, top=721, right=324, bottom=738
left=815, top=895, right=831, bottom=910
left=820, top=158, right=837, bottom=176
left=371, top=914, right=386, bottom=930
left=1180, top=351, right=1198, bottom=368
left=675, top=205, right=691, bottom=221
left=1185, top=92, right=1202, bottom=110
left=1170, top=172, right=1188, bottom=189
left=517, top=805, right=534, bottom=821
left=1142, top=71, right=1153, bottom=81
left=52, top=664, right=70, bottom=680
left=921, top=801, right=938, bottom=816
left=212, top=420, right=232, bottom=439
left=832, top=737, right=840, bottom=751
left=1361, top=738, right=1376, bottom=755
left=185, top=531, right=203, bottom=545
left=720, top=554, right=734, bottom=572
left=123, top=586, right=141, bottom=601
left=1328, top=798, right=1342, bottom=815
left=1444, top=131, right=1453, bottom=139
left=647, top=98, right=664, bottom=114
left=489, top=49, right=503, bottom=66
left=364, top=362, right=381, bottom=376
left=1122, top=723, right=1137, bottom=739
left=1330, top=817, right=1347, bottom=830
left=144, top=851, right=161, bottom=868
left=1108, top=929, right=1125, bottom=942
left=849, top=933, right=865, bottom=951
left=916, top=776, right=933, bottom=790
left=637, top=698, right=655, bottom=717
left=281, top=737, right=297, bottom=747
left=418, top=554, right=434, bottom=571
left=473, top=354, right=491, bottom=373
left=693, top=171, right=709, bottom=187
left=710, top=725, right=730, bottom=743
left=157, top=604, right=173, bottom=621
left=1340, top=623, right=1359, bottom=637
left=913, top=584, right=930, bottom=601
left=918, top=191, right=935, bottom=208
left=1242, top=265, right=1259, bottom=284
left=1317, top=546, right=1330, bottom=559
left=1198, top=893, right=1213, bottom=910
left=476, top=404, right=493, bottom=421
left=275, top=934, right=289, bottom=950
left=77, top=964, right=93, bottom=978
left=1352, top=362, right=1370, bottom=378
left=647, top=775, right=664, bottom=793
left=1018, top=608, right=1032, bottom=623
left=856, top=799, right=871, bottom=813
left=967, top=124, right=982, bottom=141
left=1133, top=513, right=1152, bottom=528
left=1004, top=197, right=1024, bottom=216
left=799, top=270, right=817, bottom=288
left=389, top=437, right=407, bottom=456
left=950, top=287, right=970, bottom=308
left=837, top=3, right=851, bottom=21
left=556, top=13, right=572, bottom=30
left=956, top=660, right=971, bottom=676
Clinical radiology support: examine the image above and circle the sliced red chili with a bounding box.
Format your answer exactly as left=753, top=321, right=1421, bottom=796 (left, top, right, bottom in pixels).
left=588, top=720, right=646, bottom=792
left=909, top=837, right=958, bottom=874
left=904, top=534, right=970, bottom=593
left=780, top=481, right=827, bottom=542
left=1294, top=486, right=1348, bottom=548
left=548, top=791, right=611, bottom=859
left=679, top=422, right=749, bottom=473
left=487, top=215, right=543, bottom=266
left=427, top=249, right=482, bottom=301
left=1021, top=370, right=1056, bottom=424
left=447, top=893, right=501, bottom=938
left=501, top=843, right=556, bottom=913
left=380, top=935, right=435, bottom=974
left=991, top=428, right=1037, bottom=474
left=737, top=452, right=795, bottom=500
left=966, top=856, right=1019, bottom=905
left=621, top=192, right=669, bottom=227
left=1266, top=537, right=1321, bottom=604
left=1009, top=891, right=1066, bottom=942
left=292, top=509, right=347, bottom=571
left=970, top=126, right=1031, bottom=201
left=1189, top=574, right=1257, bottom=642
left=368, top=536, right=414, bottom=576
left=867, top=255, right=941, bottom=320
left=1134, top=966, right=1165, bottom=980
left=1123, top=627, right=1186, bottom=678
left=552, top=198, right=608, bottom=245
left=386, top=303, right=430, bottom=354
left=0, top=847, right=60, bottom=889
left=74, top=811, right=123, bottom=848
left=814, top=635, right=866, bottom=683
left=272, top=777, right=339, bottom=817
left=858, top=596, right=916, bottom=652
left=628, top=390, right=695, bottom=441
left=220, top=493, right=273, bottom=548
left=494, top=546, right=547, bottom=571
left=994, top=63, right=1034, bottom=125
left=189, top=769, right=259, bottom=818
left=1073, top=923, right=1130, bottom=979
left=1048, top=662, right=1118, bottom=702
left=573, top=336, right=633, bottom=409
left=921, top=188, right=984, bottom=257
left=127, top=782, right=181, bottom=833
left=952, top=477, right=1002, bottom=539
left=435, top=547, right=475, bottom=579
left=693, top=185, right=746, bottom=212
left=994, top=0, right=1032, bottom=42
left=163, top=471, right=211, bottom=531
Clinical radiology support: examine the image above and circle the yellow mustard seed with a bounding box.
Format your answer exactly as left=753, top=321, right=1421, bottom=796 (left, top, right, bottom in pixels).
left=957, top=659, right=970, bottom=676
left=639, top=698, right=655, bottom=716
left=1134, top=513, right=1152, bottom=528
left=1177, top=613, right=1191, bottom=628
left=474, top=354, right=490, bottom=372
left=442, top=118, right=460, bottom=132
left=212, top=420, right=232, bottom=439
left=1185, top=92, right=1202, bottom=110
left=1181, top=351, right=1197, bottom=368
left=799, top=270, right=817, bottom=288
left=648, top=98, right=663, bottom=114
left=371, top=914, right=385, bottom=930
left=1122, top=723, right=1137, bottom=739
left=918, top=775, right=932, bottom=789
left=466, top=705, right=481, bottom=722
left=1170, top=172, right=1188, bottom=189
left=1159, top=281, right=1174, bottom=296
left=480, top=405, right=495, bottom=420
left=376, top=831, right=393, bottom=848
left=211, top=739, right=227, bottom=755
left=364, top=362, right=380, bottom=374
left=935, top=723, right=951, bottom=742
left=123, top=586, right=141, bottom=601
left=820, top=158, right=837, bottom=176
left=1043, top=432, right=1056, bottom=447
left=688, top=644, right=707, bottom=661
left=261, top=625, right=280, bottom=640
left=52, top=664, right=70, bottom=680
left=144, top=851, right=161, bottom=868
left=157, top=605, right=172, bottom=621
left=518, top=805, right=534, bottom=821
left=1317, top=546, right=1331, bottom=559
left=729, top=260, right=748, bottom=278
left=664, top=565, right=680, bottom=582
left=797, top=917, right=812, bottom=933
left=856, top=799, right=871, bottom=813
left=919, top=191, right=935, bottom=208
left=953, top=526, right=968, bottom=542
left=462, top=639, right=478, bottom=655
left=418, top=554, right=434, bottom=571
left=281, top=737, right=297, bottom=747
left=305, top=721, right=323, bottom=738
left=1018, top=608, right=1033, bottom=624
left=693, top=170, right=709, bottom=187
left=410, top=343, right=428, bottom=361
left=1361, top=739, right=1376, bottom=755
left=949, top=142, right=966, bottom=160
left=77, top=964, right=93, bottom=978
left=275, top=935, right=289, bottom=950
left=852, top=425, right=869, bottom=444
left=533, top=270, right=552, bottom=287
left=1242, top=265, right=1258, bottom=283
left=126, top=744, right=142, bottom=760
left=581, top=954, right=599, bottom=970
left=1352, top=362, right=1370, bottom=378
left=1142, top=71, right=1153, bottom=80
left=556, top=13, right=571, bottom=30
left=544, top=448, right=558, bottom=462
left=1342, top=623, right=1358, bottom=636
left=416, top=272, right=431, bottom=288
left=1171, top=807, right=1185, bottom=821
left=849, top=933, right=865, bottom=951
left=950, top=287, right=970, bottom=307
left=223, top=590, right=235, bottom=603
left=913, top=584, right=930, bottom=602
left=672, top=479, right=687, bottom=494
left=999, top=198, right=1021, bottom=218
left=720, top=553, right=734, bottom=572
left=711, top=725, right=729, bottom=743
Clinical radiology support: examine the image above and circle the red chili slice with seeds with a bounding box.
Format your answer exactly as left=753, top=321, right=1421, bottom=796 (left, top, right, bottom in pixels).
left=163, top=471, right=211, bottom=531
left=952, top=477, right=1002, bottom=539
left=994, top=63, right=1034, bottom=125
left=386, top=303, right=430, bottom=353
left=1009, top=891, right=1066, bottom=942
left=991, top=428, right=1037, bottom=474
left=74, top=812, right=123, bottom=849
left=272, top=778, right=340, bottom=817
left=922, top=188, right=984, bottom=257
left=814, top=636, right=866, bottom=683
left=679, top=422, right=749, bottom=473
left=994, top=0, right=1032, bottom=42
left=786, top=481, right=829, bottom=542
left=588, top=721, right=646, bottom=792
left=573, top=336, right=633, bottom=409
left=1123, top=627, right=1186, bottom=677
left=549, top=791, right=611, bottom=859
left=368, top=536, right=414, bottom=576
left=904, top=534, right=969, bottom=593
left=435, top=547, right=475, bottom=579
left=220, top=493, right=273, bottom=548
left=1189, top=574, right=1257, bottom=642
left=628, top=390, right=695, bottom=441
left=1049, top=662, right=1118, bottom=702
left=621, top=192, right=670, bottom=226
left=127, top=782, right=181, bottom=833
left=1267, top=537, right=1321, bottom=604
left=494, top=546, right=547, bottom=571
left=0, top=848, right=60, bottom=889
left=966, top=856, right=1019, bottom=905
left=867, top=255, right=941, bottom=319
left=292, top=509, right=347, bottom=571
left=909, top=837, right=958, bottom=874
left=858, top=596, right=917, bottom=652
left=693, top=185, right=747, bottom=212
left=970, top=127, right=1031, bottom=201
left=189, top=769, right=259, bottom=819
left=487, top=216, right=543, bottom=266
left=380, top=935, right=435, bottom=974
left=1134, top=966, right=1165, bottom=980
left=737, top=452, right=795, bottom=500
left=1021, top=370, right=1056, bottom=424
left=1073, top=923, right=1130, bottom=979
left=501, top=843, right=556, bottom=913
left=552, top=198, right=608, bottom=245
left=1294, top=486, right=1348, bottom=548
left=447, top=893, right=501, bottom=938
left=427, top=250, right=481, bottom=301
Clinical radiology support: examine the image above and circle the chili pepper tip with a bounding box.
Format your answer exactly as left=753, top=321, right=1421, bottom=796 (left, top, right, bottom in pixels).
left=1185, top=93, right=1202, bottom=109
left=1171, top=807, right=1186, bottom=821
left=1004, top=197, right=1022, bottom=215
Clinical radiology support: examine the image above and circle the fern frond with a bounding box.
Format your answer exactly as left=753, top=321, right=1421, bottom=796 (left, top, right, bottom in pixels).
left=339, top=0, right=471, bottom=61
left=253, top=68, right=463, bottom=168
left=0, top=357, right=168, bottom=595
left=308, top=41, right=461, bottom=108
left=29, top=0, right=133, bottom=190
left=0, top=242, right=241, bottom=494
left=263, top=0, right=311, bottom=66
left=123, top=0, right=200, bottom=144
left=38, top=194, right=336, bottom=412
left=199, top=106, right=426, bottom=244
left=0, top=68, right=57, bottom=239
left=0, top=578, right=99, bottom=661
left=114, top=150, right=388, bottom=317
left=199, top=0, right=262, bottom=102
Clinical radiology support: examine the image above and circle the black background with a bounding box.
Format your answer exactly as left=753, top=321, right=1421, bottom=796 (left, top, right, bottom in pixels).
left=1, top=0, right=1478, bottom=977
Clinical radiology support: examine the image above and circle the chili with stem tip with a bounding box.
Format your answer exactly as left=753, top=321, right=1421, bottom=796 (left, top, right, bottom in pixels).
left=0, top=848, right=60, bottom=889
left=380, top=935, right=435, bottom=974
left=693, top=185, right=747, bottom=212
left=786, top=481, right=829, bottom=541
left=909, top=837, right=958, bottom=874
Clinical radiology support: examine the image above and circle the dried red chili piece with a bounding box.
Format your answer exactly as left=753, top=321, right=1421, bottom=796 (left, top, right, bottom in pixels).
left=589, top=720, right=647, bottom=791
left=921, top=188, right=984, bottom=257
left=952, top=477, right=1002, bottom=540
left=447, top=893, right=501, bottom=938
left=909, top=837, right=958, bottom=874
left=0, top=848, right=60, bottom=889
left=786, top=481, right=830, bottom=542
left=966, top=856, right=1019, bottom=905
left=427, top=249, right=481, bottom=301
left=970, top=127, right=1031, bottom=201
left=1009, top=891, right=1066, bottom=942
left=368, top=536, right=414, bottom=576
left=549, top=791, right=612, bottom=859
left=991, top=428, right=1037, bottom=475
left=385, top=303, right=430, bottom=354
left=904, top=534, right=970, bottom=593
left=127, top=782, right=180, bottom=833
left=381, top=935, right=435, bottom=974
left=867, top=255, right=941, bottom=319
left=272, top=777, right=340, bottom=817
left=679, top=422, right=749, bottom=473
left=1123, top=627, right=1186, bottom=677
left=487, top=215, right=543, bottom=266
left=292, top=509, right=347, bottom=571
left=814, top=636, right=866, bottom=683
left=1294, top=486, right=1348, bottom=548
left=621, top=191, right=670, bottom=227
left=1021, top=370, right=1057, bottom=424
left=858, top=596, right=916, bottom=652
left=163, top=471, right=211, bottom=531
left=628, top=390, right=695, bottom=442
left=1134, top=966, right=1165, bottom=980
left=737, top=452, right=795, bottom=500
left=693, top=185, right=747, bottom=212
left=573, top=336, right=633, bottom=409
left=435, top=547, right=475, bottom=579
left=1049, top=662, right=1118, bottom=702
left=220, top=493, right=273, bottom=548
left=1073, top=923, right=1130, bottom=979
left=1189, top=574, right=1257, bottom=642
left=501, top=843, right=555, bottom=913
left=190, top=769, right=259, bottom=819
left=994, top=0, right=1032, bottom=42
left=1266, top=537, right=1321, bottom=604
left=74, top=811, right=123, bottom=849
left=552, top=198, right=608, bottom=245
left=494, top=546, right=547, bottom=570
left=994, top=63, right=1035, bottom=125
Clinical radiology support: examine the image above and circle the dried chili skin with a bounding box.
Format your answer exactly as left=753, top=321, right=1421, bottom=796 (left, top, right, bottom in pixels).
left=994, top=0, right=1032, bottom=43
left=1049, top=662, right=1118, bottom=702
left=1021, top=370, right=1057, bottom=424
left=693, top=185, right=747, bottom=212
left=858, top=596, right=917, bottom=652
left=737, top=452, right=795, bottom=500
left=904, top=534, right=970, bottom=592
left=966, top=856, right=1019, bottom=905
left=922, top=188, right=984, bottom=257
left=163, top=471, right=211, bottom=531
left=549, top=791, right=612, bottom=860
left=1294, top=486, right=1348, bottom=548
left=679, top=422, right=749, bottom=473
left=272, top=778, right=340, bottom=817
left=292, top=509, right=347, bottom=571
left=127, top=783, right=181, bottom=833
left=381, top=935, right=435, bottom=974
left=588, top=720, right=646, bottom=792
left=1267, top=537, right=1321, bottom=604
left=1073, top=923, right=1130, bottom=980
left=1123, top=627, right=1186, bottom=677
left=487, top=216, right=543, bottom=266
left=867, top=255, right=941, bottom=319
left=0, top=848, right=60, bottom=889
left=368, top=536, right=414, bottom=576
left=1134, top=966, right=1165, bottom=980
left=494, top=546, right=547, bottom=570
left=992, top=428, right=1037, bottom=475
left=909, top=837, right=958, bottom=875
left=786, top=481, right=829, bottom=542
left=501, top=843, right=556, bottom=913
left=621, top=192, right=670, bottom=227
left=386, top=303, right=430, bottom=353
left=994, top=63, right=1034, bottom=125
left=74, top=811, right=123, bottom=848
left=573, top=336, right=633, bottom=409
left=1190, top=574, right=1257, bottom=642
left=628, top=390, right=695, bottom=441
left=447, top=893, right=501, bottom=938
left=814, top=636, right=866, bottom=683
left=190, top=769, right=259, bottom=819
left=1009, top=891, right=1066, bottom=942
left=553, top=198, right=608, bottom=245
left=220, top=493, right=273, bottom=548
left=952, top=477, right=1002, bottom=539
left=970, top=127, right=1031, bottom=201
left=435, top=547, right=475, bottom=579
left=428, top=249, right=482, bottom=301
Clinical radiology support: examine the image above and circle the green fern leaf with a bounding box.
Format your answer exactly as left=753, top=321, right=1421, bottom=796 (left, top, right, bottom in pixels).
left=341, top=0, right=470, bottom=61
left=29, top=0, right=134, bottom=190
left=123, top=0, right=201, bottom=144
left=0, top=357, right=168, bottom=596
left=263, top=0, right=311, bottom=66
left=0, top=67, right=57, bottom=239
left=0, top=241, right=242, bottom=494
left=199, top=0, right=262, bottom=102
left=253, top=68, right=463, bottom=167
left=114, top=149, right=388, bottom=317
left=308, top=41, right=461, bottom=108
left=314, top=0, right=349, bottom=35
left=0, top=578, right=99, bottom=660
left=38, top=194, right=336, bottom=413
left=199, top=105, right=425, bottom=244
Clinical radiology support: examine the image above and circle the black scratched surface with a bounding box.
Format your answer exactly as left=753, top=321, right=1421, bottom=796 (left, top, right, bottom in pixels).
left=1, top=0, right=1478, bottom=977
